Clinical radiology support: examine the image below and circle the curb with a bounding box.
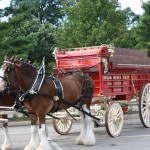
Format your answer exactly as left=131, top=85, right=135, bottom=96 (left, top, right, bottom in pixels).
left=8, top=119, right=52, bottom=127
left=7, top=113, right=139, bottom=127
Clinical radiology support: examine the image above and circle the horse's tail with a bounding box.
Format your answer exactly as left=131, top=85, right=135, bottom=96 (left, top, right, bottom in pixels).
left=81, top=74, right=95, bottom=108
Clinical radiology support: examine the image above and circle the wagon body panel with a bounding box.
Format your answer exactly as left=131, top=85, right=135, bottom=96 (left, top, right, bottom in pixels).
left=53, top=46, right=150, bottom=101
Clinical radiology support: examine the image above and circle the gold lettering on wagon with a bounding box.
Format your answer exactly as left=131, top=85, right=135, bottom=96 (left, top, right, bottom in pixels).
left=103, top=75, right=130, bottom=80
left=103, top=75, right=129, bottom=87
left=106, top=81, right=128, bottom=86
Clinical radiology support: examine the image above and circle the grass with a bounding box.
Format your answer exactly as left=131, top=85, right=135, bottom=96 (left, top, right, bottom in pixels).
left=9, top=114, right=30, bottom=122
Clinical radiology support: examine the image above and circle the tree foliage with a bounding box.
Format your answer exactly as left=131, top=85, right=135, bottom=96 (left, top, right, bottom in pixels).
left=7, top=0, right=64, bottom=25
left=55, top=0, right=138, bottom=49
left=0, top=0, right=64, bottom=65
left=0, top=16, right=55, bottom=65
left=134, top=1, right=150, bottom=52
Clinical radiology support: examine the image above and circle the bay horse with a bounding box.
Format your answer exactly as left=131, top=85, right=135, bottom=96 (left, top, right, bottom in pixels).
left=0, top=56, right=96, bottom=150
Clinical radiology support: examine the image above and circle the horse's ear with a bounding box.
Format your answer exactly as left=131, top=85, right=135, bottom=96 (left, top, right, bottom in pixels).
left=4, top=55, right=8, bottom=61
left=10, top=55, right=15, bottom=61
left=14, top=55, right=18, bottom=60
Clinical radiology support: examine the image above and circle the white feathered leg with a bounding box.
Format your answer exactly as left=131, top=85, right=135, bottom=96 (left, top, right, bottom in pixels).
left=24, top=125, right=40, bottom=150
left=75, top=105, right=96, bottom=146
left=36, top=124, right=52, bottom=150
left=1, top=121, right=13, bottom=150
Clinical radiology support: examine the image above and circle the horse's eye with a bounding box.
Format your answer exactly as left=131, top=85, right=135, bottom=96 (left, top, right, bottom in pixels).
left=5, top=66, right=12, bottom=74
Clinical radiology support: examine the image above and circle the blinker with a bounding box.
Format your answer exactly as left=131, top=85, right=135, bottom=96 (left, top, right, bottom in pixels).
left=5, top=66, right=12, bottom=74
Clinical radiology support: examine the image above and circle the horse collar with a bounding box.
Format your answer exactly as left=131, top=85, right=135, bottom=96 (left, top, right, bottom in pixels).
left=19, top=64, right=45, bottom=101
left=29, top=65, right=45, bottom=94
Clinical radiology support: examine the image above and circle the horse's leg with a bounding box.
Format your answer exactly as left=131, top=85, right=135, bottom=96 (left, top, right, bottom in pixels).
left=45, top=125, right=50, bottom=141
left=24, top=114, right=40, bottom=150
left=36, top=114, right=52, bottom=150
left=0, top=115, right=12, bottom=150
left=75, top=104, right=96, bottom=146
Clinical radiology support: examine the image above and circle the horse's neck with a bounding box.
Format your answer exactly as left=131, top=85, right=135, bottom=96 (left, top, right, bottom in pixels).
left=15, top=67, right=36, bottom=92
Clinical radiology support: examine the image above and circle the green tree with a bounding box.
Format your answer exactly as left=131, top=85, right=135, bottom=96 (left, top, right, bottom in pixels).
left=0, top=0, right=64, bottom=65
left=55, top=0, right=138, bottom=49
left=0, top=16, right=55, bottom=65
left=135, top=1, right=150, bottom=52
left=4, top=0, right=64, bottom=25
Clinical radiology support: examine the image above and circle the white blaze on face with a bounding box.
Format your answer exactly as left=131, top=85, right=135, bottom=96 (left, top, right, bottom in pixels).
left=0, top=68, right=5, bottom=92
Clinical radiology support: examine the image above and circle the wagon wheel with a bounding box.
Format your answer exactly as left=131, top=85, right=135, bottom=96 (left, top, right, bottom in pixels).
left=94, top=109, right=105, bottom=127
left=52, top=114, right=73, bottom=135
left=139, top=83, right=150, bottom=128
left=105, top=102, right=123, bottom=137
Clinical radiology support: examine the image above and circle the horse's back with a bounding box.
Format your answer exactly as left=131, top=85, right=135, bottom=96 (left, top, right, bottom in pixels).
left=60, top=73, right=95, bottom=101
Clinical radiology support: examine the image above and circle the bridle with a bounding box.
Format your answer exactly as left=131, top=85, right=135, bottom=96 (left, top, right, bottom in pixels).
left=0, top=61, right=18, bottom=94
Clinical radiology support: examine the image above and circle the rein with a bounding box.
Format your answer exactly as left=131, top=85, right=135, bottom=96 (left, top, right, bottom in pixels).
left=0, top=76, right=4, bottom=79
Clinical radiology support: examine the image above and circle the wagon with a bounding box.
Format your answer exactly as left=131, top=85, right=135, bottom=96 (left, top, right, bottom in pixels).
left=52, top=45, right=150, bottom=137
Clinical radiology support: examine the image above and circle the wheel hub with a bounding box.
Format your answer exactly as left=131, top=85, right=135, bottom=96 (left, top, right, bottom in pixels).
left=113, top=114, right=122, bottom=124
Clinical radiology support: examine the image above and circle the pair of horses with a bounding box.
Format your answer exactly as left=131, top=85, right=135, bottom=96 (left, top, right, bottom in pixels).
left=0, top=56, right=96, bottom=150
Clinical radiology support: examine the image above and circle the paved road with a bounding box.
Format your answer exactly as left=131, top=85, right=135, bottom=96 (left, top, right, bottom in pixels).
left=1, top=116, right=150, bottom=150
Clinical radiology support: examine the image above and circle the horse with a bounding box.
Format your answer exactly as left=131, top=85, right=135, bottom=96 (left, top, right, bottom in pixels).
left=0, top=66, right=19, bottom=150
left=0, top=58, right=33, bottom=150
left=0, top=56, right=96, bottom=150
left=0, top=94, right=15, bottom=150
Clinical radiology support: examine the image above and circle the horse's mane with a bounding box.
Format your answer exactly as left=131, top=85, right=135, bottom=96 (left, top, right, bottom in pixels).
left=14, top=59, right=37, bottom=72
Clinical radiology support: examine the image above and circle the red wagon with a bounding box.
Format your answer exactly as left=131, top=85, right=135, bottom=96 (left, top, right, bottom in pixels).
left=52, top=45, right=150, bottom=137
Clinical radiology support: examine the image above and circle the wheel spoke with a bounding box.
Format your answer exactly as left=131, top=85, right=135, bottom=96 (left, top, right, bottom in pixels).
left=116, top=112, right=122, bottom=117
left=106, top=102, right=123, bottom=137
left=53, top=114, right=73, bottom=135
left=139, top=83, right=150, bottom=127
left=142, top=105, right=148, bottom=113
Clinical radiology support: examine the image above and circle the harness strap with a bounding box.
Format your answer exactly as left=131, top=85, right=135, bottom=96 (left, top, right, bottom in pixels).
left=50, top=76, right=64, bottom=99
left=46, top=113, right=60, bottom=120
left=62, top=99, right=100, bottom=121
left=0, top=76, right=3, bottom=79
left=48, top=76, right=64, bottom=112
left=65, top=109, right=77, bottom=121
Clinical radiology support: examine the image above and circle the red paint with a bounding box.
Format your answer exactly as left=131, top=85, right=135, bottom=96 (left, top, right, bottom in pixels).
left=53, top=45, right=150, bottom=101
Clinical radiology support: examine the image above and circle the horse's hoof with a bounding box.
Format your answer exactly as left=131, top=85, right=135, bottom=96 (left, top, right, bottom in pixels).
left=24, top=145, right=35, bottom=150
left=82, top=136, right=96, bottom=146
left=75, top=136, right=84, bottom=145
left=1, top=144, right=12, bottom=150
left=83, top=140, right=96, bottom=146
left=75, top=139, right=83, bottom=145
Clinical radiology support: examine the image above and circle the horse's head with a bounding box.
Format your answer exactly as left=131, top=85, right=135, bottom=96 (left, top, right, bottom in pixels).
left=0, top=56, right=16, bottom=93
left=0, top=56, right=36, bottom=93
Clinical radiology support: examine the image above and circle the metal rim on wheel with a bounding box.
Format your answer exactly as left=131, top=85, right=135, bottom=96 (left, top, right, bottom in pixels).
left=139, top=83, right=150, bottom=128
left=52, top=116, right=73, bottom=135
left=105, top=102, right=123, bottom=137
